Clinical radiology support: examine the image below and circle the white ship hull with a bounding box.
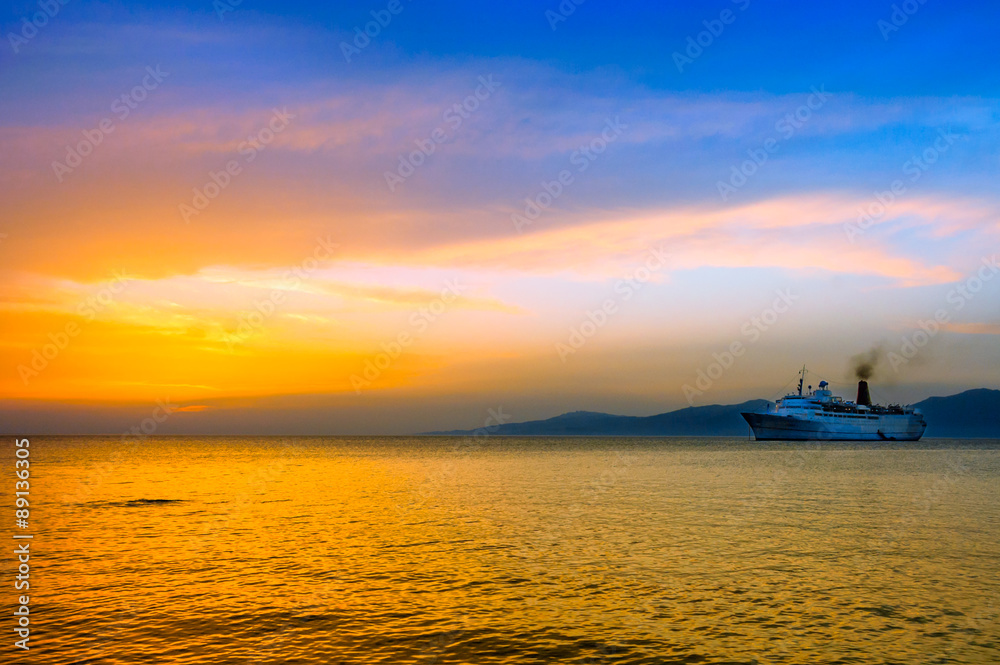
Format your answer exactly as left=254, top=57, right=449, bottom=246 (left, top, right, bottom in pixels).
left=742, top=412, right=926, bottom=441
left=741, top=371, right=926, bottom=441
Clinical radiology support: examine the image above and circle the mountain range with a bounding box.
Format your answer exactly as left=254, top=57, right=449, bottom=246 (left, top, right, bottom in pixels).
left=424, top=389, right=1000, bottom=438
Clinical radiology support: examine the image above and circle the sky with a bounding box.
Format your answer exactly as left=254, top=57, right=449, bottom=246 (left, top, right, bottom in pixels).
left=1, top=0, right=999, bottom=434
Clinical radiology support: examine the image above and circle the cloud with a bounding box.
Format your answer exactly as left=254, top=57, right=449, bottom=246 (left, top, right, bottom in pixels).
left=172, top=405, right=212, bottom=413
left=941, top=322, right=1000, bottom=335
left=404, top=193, right=990, bottom=286
left=2, top=49, right=999, bottom=286
left=3, top=17, right=1000, bottom=417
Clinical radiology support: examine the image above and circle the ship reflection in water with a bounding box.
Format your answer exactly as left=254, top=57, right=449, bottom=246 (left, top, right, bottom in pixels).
left=26, top=435, right=999, bottom=664
left=743, top=368, right=927, bottom=441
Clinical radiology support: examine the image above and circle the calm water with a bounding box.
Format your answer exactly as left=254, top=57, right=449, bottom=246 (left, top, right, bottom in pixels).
left=11, top=436, right=1000, bottom=664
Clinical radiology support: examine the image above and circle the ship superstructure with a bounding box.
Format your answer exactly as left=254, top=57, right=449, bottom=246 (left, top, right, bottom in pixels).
left=741, top=368, right=926, bottom=441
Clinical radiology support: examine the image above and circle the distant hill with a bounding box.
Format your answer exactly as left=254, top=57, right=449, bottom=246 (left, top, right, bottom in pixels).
left=424, top=389, right=1000, bottom=437
left=914, top=389, right=1000, bottom=438
left=424, top=400, right=770, bottom=436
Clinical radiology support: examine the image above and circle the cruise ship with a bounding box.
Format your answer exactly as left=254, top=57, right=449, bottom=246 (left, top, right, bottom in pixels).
left=741, top=369, right=927, bottom=441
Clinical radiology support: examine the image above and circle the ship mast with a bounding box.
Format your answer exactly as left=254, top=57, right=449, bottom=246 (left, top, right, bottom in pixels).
left=797, top=365, right=806, bottom=396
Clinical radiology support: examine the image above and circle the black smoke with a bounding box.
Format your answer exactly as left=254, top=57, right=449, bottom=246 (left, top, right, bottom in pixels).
left=851, top=345, right=885, bottom=381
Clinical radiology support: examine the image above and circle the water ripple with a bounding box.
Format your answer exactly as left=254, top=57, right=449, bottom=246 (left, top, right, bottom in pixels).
left=14, top=436, right=1000, bottom=664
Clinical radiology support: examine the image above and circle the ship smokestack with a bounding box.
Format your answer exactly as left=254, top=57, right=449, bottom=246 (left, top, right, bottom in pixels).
left=857, top=380, right=872, bottom=407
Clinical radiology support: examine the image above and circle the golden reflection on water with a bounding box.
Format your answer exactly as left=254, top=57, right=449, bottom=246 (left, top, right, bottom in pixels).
left=16, top=437, right=1000, bottom=664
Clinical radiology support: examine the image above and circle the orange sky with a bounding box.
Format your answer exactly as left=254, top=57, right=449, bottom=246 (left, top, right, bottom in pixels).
left=2, top=11, right=999, bottom=433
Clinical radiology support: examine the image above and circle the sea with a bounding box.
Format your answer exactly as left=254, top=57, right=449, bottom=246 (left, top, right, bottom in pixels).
left=11, top=436, right=1000, bottom=664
